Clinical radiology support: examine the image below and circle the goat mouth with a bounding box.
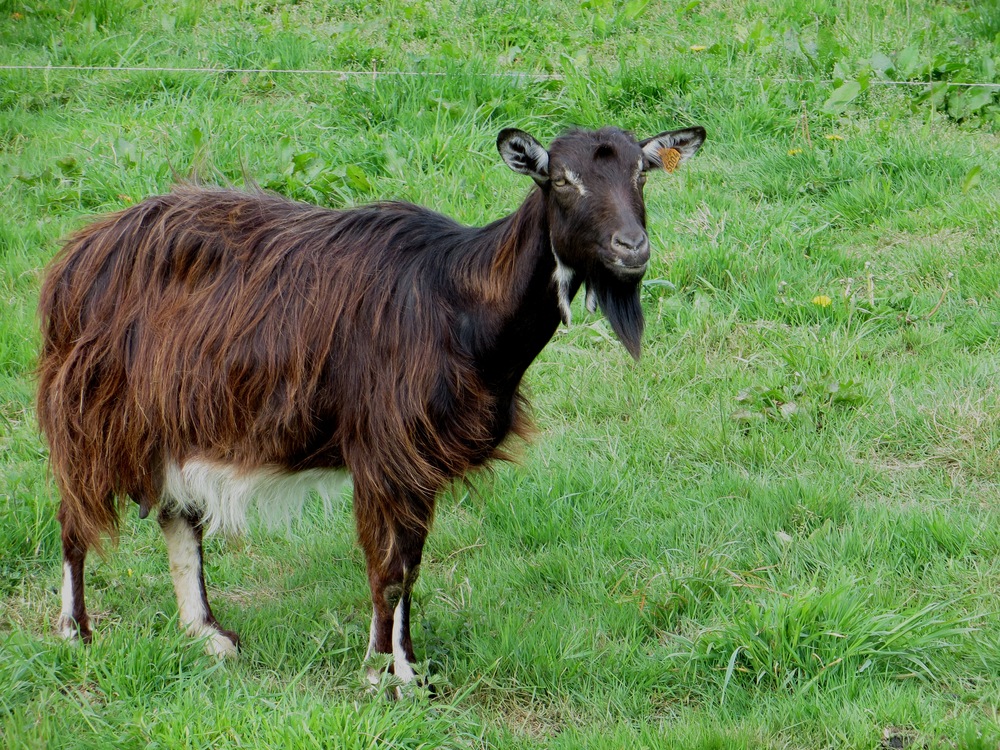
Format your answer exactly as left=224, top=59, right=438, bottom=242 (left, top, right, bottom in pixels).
left=607, top=258, right=648, bottom=281
left=597, top=244, right=650, bottom=282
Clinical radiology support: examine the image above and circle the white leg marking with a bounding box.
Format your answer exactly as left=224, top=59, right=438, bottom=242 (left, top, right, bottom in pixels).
left=58, top=561, right=78, bottom=640
left=161, top=515, right=237, bottom=657
left=392, top=597, right=415, bottom=684
left=364, top=609, right=381, bottom=686
left=365, top=609, right=377, bottom=660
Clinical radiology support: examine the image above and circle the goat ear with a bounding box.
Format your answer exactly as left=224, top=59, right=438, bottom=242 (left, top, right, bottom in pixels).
left=497, top=129, right=550, bottom=182
left=640, top=126, right=706, bottom=172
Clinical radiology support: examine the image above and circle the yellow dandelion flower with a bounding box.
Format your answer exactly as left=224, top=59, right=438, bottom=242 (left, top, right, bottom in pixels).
left=689, top=45, right=707, bottom=52
left=824, top=134, right=844, bottom=141
left=812, top=295, right=833, bottom=307
left=788, top=148, right=803, bottom=156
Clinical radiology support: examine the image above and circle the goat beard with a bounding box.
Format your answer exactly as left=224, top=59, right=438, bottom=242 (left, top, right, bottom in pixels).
left=586, top=272, right=645, bottom=361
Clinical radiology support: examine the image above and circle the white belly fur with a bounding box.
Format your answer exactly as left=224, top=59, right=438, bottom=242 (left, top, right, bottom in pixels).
left=162, top=458, right=352, bottom=536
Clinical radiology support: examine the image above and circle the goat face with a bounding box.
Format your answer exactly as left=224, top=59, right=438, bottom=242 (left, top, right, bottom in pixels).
left=497, top=125, right=706, bottom=359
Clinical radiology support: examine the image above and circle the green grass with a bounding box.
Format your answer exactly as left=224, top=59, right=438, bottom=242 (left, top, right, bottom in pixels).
left=3, top=0, right=1000, bottom=747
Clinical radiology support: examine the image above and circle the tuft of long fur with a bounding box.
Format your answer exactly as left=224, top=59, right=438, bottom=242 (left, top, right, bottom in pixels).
left=588, top=274, right=644, bottom=361
left=37, top=186, right=545, bottom=554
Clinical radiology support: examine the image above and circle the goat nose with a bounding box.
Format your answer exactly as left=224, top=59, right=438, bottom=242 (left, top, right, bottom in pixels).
left=611, top=231, right=649, bottom=266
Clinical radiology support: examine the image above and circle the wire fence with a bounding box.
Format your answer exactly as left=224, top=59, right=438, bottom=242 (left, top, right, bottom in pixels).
left=0, top=64, right=564, bottom=81
left=3, top=64, right=1000, bottom=89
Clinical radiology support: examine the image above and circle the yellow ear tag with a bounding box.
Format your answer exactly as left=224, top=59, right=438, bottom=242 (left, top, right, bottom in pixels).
left=658, top=147, right=681, bottom=173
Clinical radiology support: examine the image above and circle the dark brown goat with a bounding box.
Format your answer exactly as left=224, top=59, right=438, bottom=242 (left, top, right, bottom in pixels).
left=37, top=124, right=705, bottom=684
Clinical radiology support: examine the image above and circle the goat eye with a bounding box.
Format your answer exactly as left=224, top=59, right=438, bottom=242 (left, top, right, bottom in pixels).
left=552, top=177, right=567, bottom=188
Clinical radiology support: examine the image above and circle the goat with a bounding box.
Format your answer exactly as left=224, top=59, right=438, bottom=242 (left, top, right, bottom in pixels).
left=37, top=124, right=706, bottom=684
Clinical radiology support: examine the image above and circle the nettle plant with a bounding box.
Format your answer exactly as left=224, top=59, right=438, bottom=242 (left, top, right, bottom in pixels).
left=732, top=374, right=864, bottom=428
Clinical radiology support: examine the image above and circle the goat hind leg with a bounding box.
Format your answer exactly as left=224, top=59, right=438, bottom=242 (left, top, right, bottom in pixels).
left=57, top=511, right=91, bottom=644
left=159, top=509, right=239, bottom=657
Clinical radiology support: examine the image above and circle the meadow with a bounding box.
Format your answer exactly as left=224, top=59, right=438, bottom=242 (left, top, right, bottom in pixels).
left=3, top=0, right=1000, bottom=747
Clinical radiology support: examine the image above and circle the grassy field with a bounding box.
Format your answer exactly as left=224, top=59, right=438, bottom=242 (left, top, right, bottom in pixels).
left=3, top=0, right=1000, bottom=747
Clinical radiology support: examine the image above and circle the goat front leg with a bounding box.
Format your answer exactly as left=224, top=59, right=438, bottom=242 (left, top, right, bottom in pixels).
left=357, top=499, right=429, bottom=689
left=158, top=508, right=239, bottom=657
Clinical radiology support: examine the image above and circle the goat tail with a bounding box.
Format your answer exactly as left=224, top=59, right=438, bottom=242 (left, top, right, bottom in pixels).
left=37, top=334, right=127, bottom=555
left=37, top=209, right=161, bottom=553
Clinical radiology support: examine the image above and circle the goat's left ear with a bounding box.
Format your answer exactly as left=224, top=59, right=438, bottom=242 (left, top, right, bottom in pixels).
left=497, top=128, right=550, bottom=183
left=640, top=126, right=707, bottom=172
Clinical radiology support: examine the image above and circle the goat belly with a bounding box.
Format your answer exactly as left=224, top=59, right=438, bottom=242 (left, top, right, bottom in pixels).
left=161, top=458, right=351, bottom=536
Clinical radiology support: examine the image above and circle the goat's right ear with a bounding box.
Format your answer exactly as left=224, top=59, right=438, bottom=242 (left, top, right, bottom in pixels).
left=497, top=129, right=549, bottom=183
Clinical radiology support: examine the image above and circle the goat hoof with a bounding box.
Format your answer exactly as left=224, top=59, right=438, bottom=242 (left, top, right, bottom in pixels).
left=191, top=623, right=239, bottom=657
left=205, top=630, right=239, bottom=658
left=364, top=666, right=413, bottom=699
left=364, top=661, right=427, bottom=700
left=57, top=616, right=92, bottom=644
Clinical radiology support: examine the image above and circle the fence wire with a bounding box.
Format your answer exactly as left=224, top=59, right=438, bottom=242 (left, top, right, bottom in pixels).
left=3, top=64, right=1000, bottom=89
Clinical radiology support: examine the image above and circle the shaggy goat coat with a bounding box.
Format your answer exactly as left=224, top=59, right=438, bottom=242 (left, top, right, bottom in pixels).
left=37, top=124, right=706, bottom=681
left=38, top=188, right=549, bottom=550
